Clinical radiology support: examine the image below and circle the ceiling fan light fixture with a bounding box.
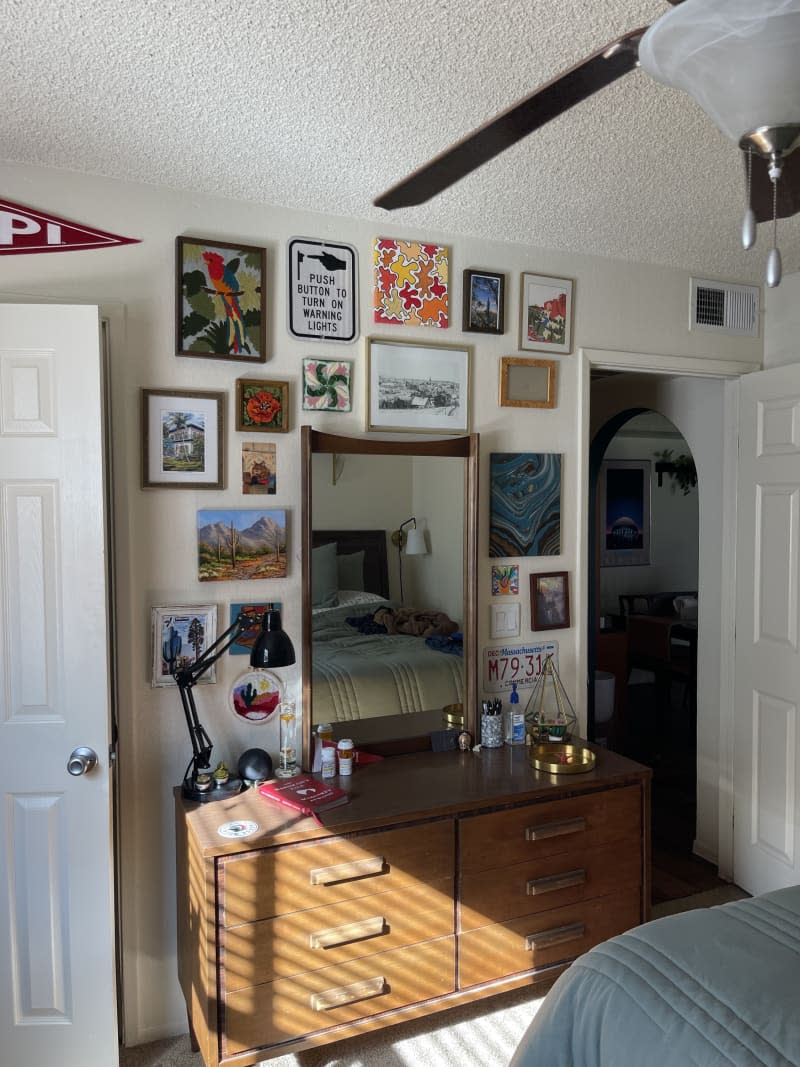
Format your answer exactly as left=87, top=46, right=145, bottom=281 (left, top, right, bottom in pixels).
left=639, top=0, right=800, bottom=146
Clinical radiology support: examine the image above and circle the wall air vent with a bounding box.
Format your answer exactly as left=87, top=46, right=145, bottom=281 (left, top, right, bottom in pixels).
left=689, top=277, right=760, bottom=338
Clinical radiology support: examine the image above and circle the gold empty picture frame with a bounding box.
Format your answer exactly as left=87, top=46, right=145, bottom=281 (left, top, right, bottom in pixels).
left=499, top=357, right=557, bottom=409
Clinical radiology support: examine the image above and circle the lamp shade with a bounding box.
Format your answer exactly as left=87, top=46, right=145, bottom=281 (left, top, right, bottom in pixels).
left=639, top=0, right=800, bottom=144
left=249, top=610, right=296, bottom=669
left=404, top=527, right=427, bottom=556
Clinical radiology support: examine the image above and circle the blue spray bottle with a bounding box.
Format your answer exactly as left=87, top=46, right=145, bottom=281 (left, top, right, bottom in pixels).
left=506, top=682, right=525, bottom=745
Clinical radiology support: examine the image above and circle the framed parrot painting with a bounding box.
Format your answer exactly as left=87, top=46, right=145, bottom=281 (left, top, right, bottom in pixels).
left=176, top=236, right=267, bottom=362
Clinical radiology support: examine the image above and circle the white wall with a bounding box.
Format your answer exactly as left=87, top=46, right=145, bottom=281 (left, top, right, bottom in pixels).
left=0, top=160, right=762, bottom=1044
left=764, top=271, right=800, bottom=367
left=591, top=373, right=729, bottom=864
left=600, top=429, right=699, bottom=616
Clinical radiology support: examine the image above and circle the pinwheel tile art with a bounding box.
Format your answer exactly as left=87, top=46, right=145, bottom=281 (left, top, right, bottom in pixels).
left=373, top=238, right=449, bottom=328
left=302, top=358, right=352, bottom=411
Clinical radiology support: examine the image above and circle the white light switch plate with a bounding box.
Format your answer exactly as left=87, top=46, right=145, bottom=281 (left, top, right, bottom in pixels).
left=490, top=602, right=521, bottom=638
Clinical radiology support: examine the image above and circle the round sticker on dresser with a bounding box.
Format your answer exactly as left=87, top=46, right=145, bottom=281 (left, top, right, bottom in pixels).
left=229, top=669, right=281, bottom=723
left=217, top=820, right=259, bottom=839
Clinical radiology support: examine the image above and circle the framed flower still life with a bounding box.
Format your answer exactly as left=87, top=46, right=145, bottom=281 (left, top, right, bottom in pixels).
left=519, top=273, right=573, bottom=355
left=302, top=358, right=352, bottom=412
left=176, top=236, right=266, bottom=362
left=236, top=378, right=289, bottom=433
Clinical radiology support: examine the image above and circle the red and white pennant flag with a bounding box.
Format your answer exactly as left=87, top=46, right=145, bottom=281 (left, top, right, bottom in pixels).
left=0, top=199, right=139, bottom=255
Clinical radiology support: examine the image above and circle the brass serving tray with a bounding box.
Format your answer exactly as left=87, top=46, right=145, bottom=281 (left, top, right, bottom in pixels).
left=530, top=743, right=596, bottom=774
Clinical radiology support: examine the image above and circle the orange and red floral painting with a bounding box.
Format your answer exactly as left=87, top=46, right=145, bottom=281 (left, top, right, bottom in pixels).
left=235, top=378, right=289, bottom=433
left=373, top=238, right=449, bottom=327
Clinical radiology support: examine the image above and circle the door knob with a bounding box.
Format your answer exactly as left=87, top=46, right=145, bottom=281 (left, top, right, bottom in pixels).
left=67, top=747, right=98, bottom=776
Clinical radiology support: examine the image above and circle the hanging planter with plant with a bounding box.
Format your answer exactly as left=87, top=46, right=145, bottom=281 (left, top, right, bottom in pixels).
left=653, top=449, right=697, bottom=495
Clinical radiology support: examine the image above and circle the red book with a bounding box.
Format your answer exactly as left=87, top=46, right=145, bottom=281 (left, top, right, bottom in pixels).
left=258, top=774, right=350, bottom=821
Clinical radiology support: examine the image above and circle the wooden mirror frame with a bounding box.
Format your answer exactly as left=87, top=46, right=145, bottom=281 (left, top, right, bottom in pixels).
left=301, top=426, right=479, bottom=769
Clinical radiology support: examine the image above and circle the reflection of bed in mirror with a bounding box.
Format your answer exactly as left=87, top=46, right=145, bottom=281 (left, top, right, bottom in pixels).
left=311, top=529, right=463, bottom=744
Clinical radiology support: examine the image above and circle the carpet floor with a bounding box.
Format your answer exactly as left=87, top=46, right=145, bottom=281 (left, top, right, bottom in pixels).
left=121, top=885, right=748, bottom=1067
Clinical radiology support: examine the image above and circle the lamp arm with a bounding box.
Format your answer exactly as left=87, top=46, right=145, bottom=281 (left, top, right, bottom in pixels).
left=172, top=613, right=250, bottom=782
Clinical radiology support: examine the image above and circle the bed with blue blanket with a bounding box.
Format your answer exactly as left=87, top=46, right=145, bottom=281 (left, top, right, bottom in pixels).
left=510, top=887, right=800, bottom=1067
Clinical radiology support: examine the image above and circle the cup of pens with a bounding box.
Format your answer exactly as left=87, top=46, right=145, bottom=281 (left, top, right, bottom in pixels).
left=481, top=698, right=504, bottom=748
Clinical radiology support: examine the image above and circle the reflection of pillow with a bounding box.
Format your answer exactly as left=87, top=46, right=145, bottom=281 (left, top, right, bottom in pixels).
left=312, top=542, right=338, bottom=608
left=337, top=550, right=365, bottom=592
left=674, top=595, right=698, bottom=621
left=337, top=590, right=389, bottom=608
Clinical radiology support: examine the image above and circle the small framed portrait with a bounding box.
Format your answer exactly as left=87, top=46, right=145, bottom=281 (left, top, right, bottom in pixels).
left=151, top=605, right=218, bottom=687
left=235, top=378, right=289, bottom=433
left=519, top=273, right=574, bottom=354
left=141, top=388, right=224, bottom=489
left=500, top=357, right=557, bottom=409
left=463, top=269, right=505, bottom=334
left=176, top=236, right=266, bottom=362
left=302, top=358, right=353, bottom=411
left=241, top=441, right=276, bottom=494
left=530, top=572, right=570, bottom=631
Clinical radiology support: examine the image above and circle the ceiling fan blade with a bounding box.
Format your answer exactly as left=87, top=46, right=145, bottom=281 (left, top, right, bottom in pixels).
left=750, top=150, right=800, bottom=224
left=374, top=27, right=647, bottom=210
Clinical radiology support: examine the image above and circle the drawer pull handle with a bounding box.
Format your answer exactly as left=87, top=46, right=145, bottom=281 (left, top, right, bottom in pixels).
left=525, top=921, right=585, bottom=952
left=309, top=856, right=385, bottom=886
left=527, top=868, right=585, bottom=895
left=309, top=915, right=387, bottom=949
left=310, top=975, right=387, bottom=1011
left=525, top=817, right=585, bottom=841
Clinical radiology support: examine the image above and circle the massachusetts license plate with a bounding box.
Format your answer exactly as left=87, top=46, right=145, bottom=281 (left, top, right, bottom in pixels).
left=483, top=642, right=558, bottom=692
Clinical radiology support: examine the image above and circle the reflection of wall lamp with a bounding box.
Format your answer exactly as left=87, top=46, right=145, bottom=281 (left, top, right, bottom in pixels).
left=391, top=517, right=428, bottom=603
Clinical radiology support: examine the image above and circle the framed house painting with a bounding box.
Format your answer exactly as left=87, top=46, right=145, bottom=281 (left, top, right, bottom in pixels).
left=151, top=605, right=217, bottom=687
left=530, top=572, right=570, bottom=631
left=366, top=337, right=470, bottom=433
left=600, top=459, right=651, bottom=566
left=235, top=378, right=289, bottom=432
left=197, top=508, right=287, bottom=581
left=463, top=269, right=505, bottom=334
left=302, top=358, right=352, bottom=411
left=489, top=452, right=562, bottom=557
left=176, top=236, right=266, bottom=362
left=141, top=388, right=224, bottom=489
left=519, top=273, right=573, bottom=354
left=373, top=238, right=449, bottom=328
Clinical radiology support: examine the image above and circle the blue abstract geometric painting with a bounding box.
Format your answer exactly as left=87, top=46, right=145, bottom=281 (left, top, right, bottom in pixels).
left=489, top=453, right=561, bottom=557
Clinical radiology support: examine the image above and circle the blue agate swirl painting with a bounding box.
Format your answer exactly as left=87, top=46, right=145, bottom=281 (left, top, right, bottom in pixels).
left=489, top=453, right=562, bottom=557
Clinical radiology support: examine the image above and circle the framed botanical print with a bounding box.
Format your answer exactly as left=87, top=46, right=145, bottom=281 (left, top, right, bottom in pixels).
left=176, top=236, right=266, bottom=362
left=151, top=605, right=217, bottom=687
left=519, top=273, right=573, bottom=354
left=235, top=378, right=289, bottom=432
left=463, top=269, right=505, bottom=333
left=141, top=388, right=224, bottom=489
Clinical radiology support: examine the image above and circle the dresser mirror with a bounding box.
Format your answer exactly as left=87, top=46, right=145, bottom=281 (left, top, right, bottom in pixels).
left=301, top=426, right=478, bottom=767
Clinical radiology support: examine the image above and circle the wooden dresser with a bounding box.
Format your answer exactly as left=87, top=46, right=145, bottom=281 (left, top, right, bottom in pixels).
left=175, top=744, right=650, bottom=1066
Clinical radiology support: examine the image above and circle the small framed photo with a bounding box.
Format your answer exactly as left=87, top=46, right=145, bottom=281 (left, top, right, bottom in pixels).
left=241, top=441, right=276, bottom=494
left=235, top=378, right=289, bottom=433
left=176, top=236, right=266, bottom=362
left=500, top=357, right=557, bottom=409
left=366, top=337, right=470, bottom=434
left=141, top=388, right=224, bottom=489
left=519, top=273, right=573, bottom=354
left=531, top=572, right=570, bottom=631
left=302, top=358, right=353, bottom=411
left=463, top=269, right=505, bottom=334
left=151, top=605, right=218, bottom=687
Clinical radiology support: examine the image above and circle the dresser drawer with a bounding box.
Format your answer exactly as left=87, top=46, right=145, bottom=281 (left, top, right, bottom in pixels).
left=221, top=819, right=454, bottom=925
left=459, top=888, right=641, bottom=988
left=460, top=786, right=640, bottom=874
left=224, top=935, right=456, bottom=1053
left=223, top=877, right=454, bottom=990
left=460, top=839, right=641, bottom=932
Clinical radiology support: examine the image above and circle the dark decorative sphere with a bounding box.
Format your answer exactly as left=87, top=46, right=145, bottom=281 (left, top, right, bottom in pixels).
left=237, top=747, right=273, bottom=786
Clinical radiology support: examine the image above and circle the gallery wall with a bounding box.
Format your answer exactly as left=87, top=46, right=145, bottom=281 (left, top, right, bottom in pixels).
left=0, top=160, right=762, bottom=1043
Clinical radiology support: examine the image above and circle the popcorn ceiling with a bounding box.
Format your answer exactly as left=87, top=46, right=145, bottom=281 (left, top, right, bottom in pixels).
left=1, top=0, right=797, bottom=281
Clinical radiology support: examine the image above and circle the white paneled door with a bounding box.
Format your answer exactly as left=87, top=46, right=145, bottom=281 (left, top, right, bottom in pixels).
left=0, top=305, right=117, bottom=1067
left=734, top=363, right=800, bottom=895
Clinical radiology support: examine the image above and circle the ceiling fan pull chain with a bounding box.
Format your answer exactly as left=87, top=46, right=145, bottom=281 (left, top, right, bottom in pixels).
left=742, top=147, right=756, bottom=251
left=766, top=155, right=782, bottom=288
